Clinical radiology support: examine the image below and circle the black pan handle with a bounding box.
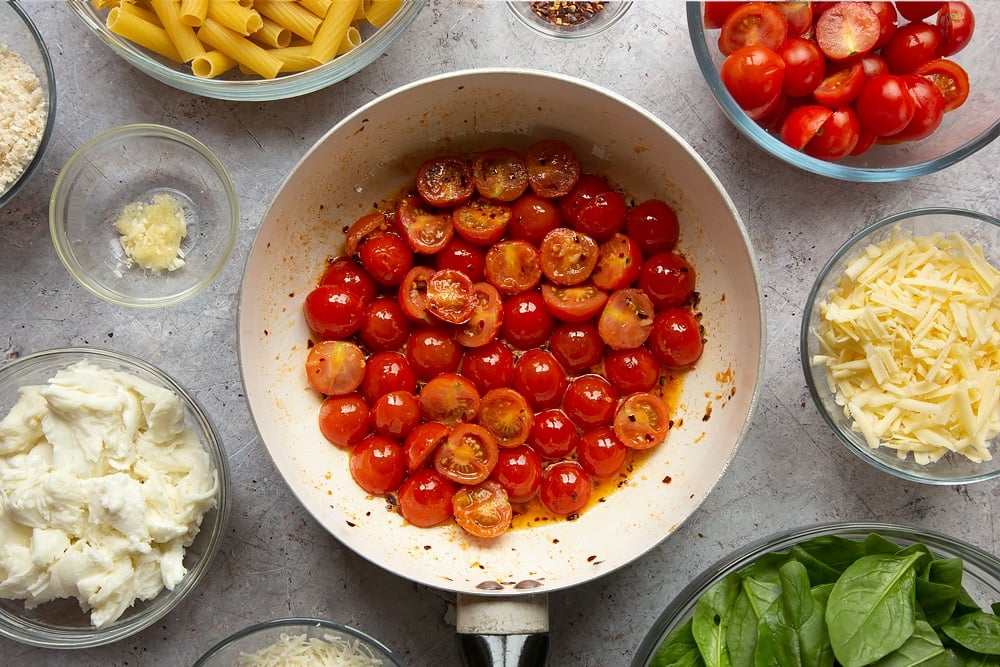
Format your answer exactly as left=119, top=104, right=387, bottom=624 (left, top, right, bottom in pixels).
left=456, top=593, right=550, bottom=667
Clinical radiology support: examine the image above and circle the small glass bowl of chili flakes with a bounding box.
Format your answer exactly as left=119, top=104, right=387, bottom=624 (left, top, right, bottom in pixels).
left=507, top=1, right=633, bottom=39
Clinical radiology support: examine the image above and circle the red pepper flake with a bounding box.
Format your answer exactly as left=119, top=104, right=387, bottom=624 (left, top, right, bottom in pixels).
left=529, top=1, right=607, bottom=27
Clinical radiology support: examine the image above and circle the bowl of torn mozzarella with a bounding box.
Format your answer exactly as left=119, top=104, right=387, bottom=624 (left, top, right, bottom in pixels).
left=802, top=208, right=1000, bottom=485
left=193, top=617, right=404, bottom=667
left=0, top=347, right=230, bottom=648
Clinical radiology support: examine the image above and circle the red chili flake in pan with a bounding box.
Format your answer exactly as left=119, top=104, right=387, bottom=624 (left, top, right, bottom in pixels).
left=529, top=1, right=607, bottom=27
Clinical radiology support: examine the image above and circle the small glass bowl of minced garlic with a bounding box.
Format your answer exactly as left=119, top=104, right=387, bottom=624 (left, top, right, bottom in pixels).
left=49, top=124, right=238, bottom=308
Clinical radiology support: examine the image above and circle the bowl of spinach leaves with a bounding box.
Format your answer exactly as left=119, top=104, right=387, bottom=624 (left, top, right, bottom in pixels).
left=632, top=522, right=1000, bottom=667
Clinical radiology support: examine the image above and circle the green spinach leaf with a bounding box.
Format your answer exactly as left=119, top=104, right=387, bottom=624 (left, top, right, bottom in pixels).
left=693, top=573, right=740, bottom=667
left=650, top=617, right=706, bottom=667
left=940, top=611, right=1000, bottom=655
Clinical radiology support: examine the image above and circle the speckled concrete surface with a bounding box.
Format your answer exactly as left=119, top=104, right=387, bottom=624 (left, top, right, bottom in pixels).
left=1, top=2, right=997, bottom=666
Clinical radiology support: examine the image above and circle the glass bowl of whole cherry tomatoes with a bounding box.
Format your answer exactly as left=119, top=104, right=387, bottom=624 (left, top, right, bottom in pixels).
left=688, top=1, right=999, bottom=182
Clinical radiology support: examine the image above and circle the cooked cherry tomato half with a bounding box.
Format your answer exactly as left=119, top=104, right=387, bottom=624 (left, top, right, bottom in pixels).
left=718, top=2, right=788, bottom=56
left=525, top=139, right=581, bottom=198
left=539, top=460, right=592, bottom=517
left=370, top=390, right=422, bottom=440
left=305, top=340, right=365, bottom=396
left=855, top=74, right=915, bottom=136
left=882, top=21, right=943, bottom=74
left=415, top=155, right=474, bottom=207
left=455, top=282, right=503, bottom=348
left=889, top=75, right=946, bottom=142
left=452, top=480, right=512, bottom=538
left=344, top=210, right=394, bottom=256
left=358, top=296, right=412, bottom=352
left=403, top=421, right=450, bottom=472
left=936, top=1, right=974, bottom=57
left=435, top=236, right=487, bottom=283
left=812, top=61, right=865, bottom=109
left=626, top=199, right=679, bottom=255
left=541, top=283, right=608, bottom=323
left=574, top=191, right=628, bottom=241
left=648, top=308, right=705, bottom=369
left=591, top=233, right=643, bottom=292
left=319, top=256, right=377, bottom=305
left=419, top=372, right=481, bottom=426
left=512, top=349, right=568, bottom=411
left=358, top=233, right=414, bottom=287
left=478, top=388, right=534, bottom=448
left=509, top=192, right=561, bottom=245
left=778, top=37, right=826, bottom=98
left=604, top=347, right=660, bottom=394
left=303, top=284, right=365, bottom=340
left=501, top=289, right=554, bottom=350
left=613, top=392, right=671, bottom=451
left=490, top=445, right=543, bottom=504
left=318, top=393, right=371, bottom=448
left=559, top=174, right=612, bottom=224
left=396, top=194, right=454, bottom=255
left=350, top=435, right=406, bottom=495
left=452, top=197, right=512, bottom=246
left=425, top=268, right=476, bottom=325
left=639, top=252, right=697, bottom=310
left=435, top=423, right=499, bottom=486
left=406, top=326, right=462, bottom=380
left=549, top=321, right=605, bottom=375
left=471, top=148, right=529, bottom=202
left=577, top=427, right=629, bottom=479
left=460, top=339, right=515, bottom=393
left=814, top=1, right=880, bottom=61
left=484, top=239, right=542, bottom=295
left=539, top=227, right=600, bottom=286
left=721, top=44, right=786, bottom=112
left=597, top=288, right=656, bottom=350
left=914, top=58, right=969, bottom=112
left=396, top=468, right=457, bottom=527
left=562, top=374, right=619, bottom=431
left=529, top=408, right=580, bottom=459
left=359, top=351, right=417, bottom=404
left=399, top=266, right=435, bottom=324
left=805, top=106, right=861, bottom=161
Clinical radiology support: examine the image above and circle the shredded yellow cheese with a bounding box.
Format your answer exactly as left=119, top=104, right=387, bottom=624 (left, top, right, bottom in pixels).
left=812, top=227, right=1000, bottom=465
left=115, top=192, right=188, bottom=272
left=238, top=631, right=385, bottom=666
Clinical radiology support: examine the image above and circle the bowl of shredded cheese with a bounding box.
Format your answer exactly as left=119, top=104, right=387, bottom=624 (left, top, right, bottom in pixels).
left=802, top=208, right=1000, bottom=485
left=193, top=617, right=404, bottom=667
left=0, top=1, right=56, bottom=207
left=49, top=124, right=238, bottom=308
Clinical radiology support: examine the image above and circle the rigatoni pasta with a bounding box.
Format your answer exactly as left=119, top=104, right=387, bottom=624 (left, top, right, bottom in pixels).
left=95, top=0, right=408, bottom=80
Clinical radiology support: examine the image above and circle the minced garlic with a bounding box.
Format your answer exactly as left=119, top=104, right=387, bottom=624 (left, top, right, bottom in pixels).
left=115, top=192, right=188, bottom=272
left=812, top=227, right=1000, bottom=465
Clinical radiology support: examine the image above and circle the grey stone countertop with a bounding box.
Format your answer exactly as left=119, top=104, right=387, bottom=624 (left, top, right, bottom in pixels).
left=1, top=2, right=997, bottom=666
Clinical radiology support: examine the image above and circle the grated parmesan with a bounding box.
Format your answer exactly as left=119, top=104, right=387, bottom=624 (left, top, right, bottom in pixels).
left=812, top=227, right=1000, bottom=465
left=0, top=44, right=46, bottom=193
left=238, top=631, right=385, bottom=666
left=115, top=192, right=188, bottom=272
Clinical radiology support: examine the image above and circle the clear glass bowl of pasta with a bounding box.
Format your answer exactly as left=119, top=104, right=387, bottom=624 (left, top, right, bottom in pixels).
left=193, top=618, right=404, bottom=666
left=68, top=0, right=424, bottom=101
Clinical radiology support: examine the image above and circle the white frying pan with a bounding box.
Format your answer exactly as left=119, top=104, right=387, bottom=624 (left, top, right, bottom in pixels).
left=237, top=69, right=765, bottom=665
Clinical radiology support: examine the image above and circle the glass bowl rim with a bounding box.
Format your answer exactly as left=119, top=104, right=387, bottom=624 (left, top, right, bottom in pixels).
left=684, top=3, right=1000, bottom=183
left=0, top=346, right=232, bottom=649
left=799, top=207, right=1000, bottom=485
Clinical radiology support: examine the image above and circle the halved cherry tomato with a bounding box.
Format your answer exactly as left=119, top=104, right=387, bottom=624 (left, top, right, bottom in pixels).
left=471, top=148, right=529, bottom=202
left=775, top=2, right=813, bottom=37
left=721, top=44, right=786, bottom=112
left=419, top=372, right=481, bottom=426
left=539, top=461, right=591, bottom=516
left=455, top=282, right=503, bottom=348
left=890, top=74, right=946, bottom=141
left=359, top=297, right=411, bottom=352
left=452, top=480, right=511, bottom=538
left=478, top=388, right=534, bottom=448
left=404, top=421, right=450, bottom=472
left=718, top=2, right=788, bottom=56
left=815, top=1, right=880, bottom=61
left=597, top=288, right=656, bottom=350
left=639, top=252, right=697, bottom=310
left=577, top=427, right=629, bottom=479
left=626, top=199, right=679, bottom=255
left=344, top=210, right=394, bottom=256
left=359, top=351, right=416, bottom=404
left=703, top=1, right=744, bottom=30
left=812, top=61, right=865, bottom=109
left=882, top=22, right=943, bottom=74
left=435, top=236, right=487, bottom=283
left=512, top=349, right=567, bottom=410
left=603, top=347, right=660, bottom=394
left=539, top=227, right=599, bottom=286
left=370, top=390, right=422, bottom=440
left=591, top=233, right=643, bottom=292
left=399, top=266, right=435, bottom=324
left=895, top=1, right=944, bottom=21
left=936, top=2, right=974, bottom=56
left=778, top=37, right=826, bottom=98
left=396, top=194, right=454, bottom=255
left=613, top=392, right=671, bottom=450
left=648, top=308, right=704, bottom=368
left=850, top=128, right=879, bottom=156
left=501, top=289, right=554, bottom=350
left=869, top=1, right=898, bottom=50
left=804, top=106, right=861, bottom=161
left=435, top=423, right=498, bottom=485
left=780, top=104, right=833, bottom=150
left=318, top=393, right=370, bottom=448
left=914, top=58, right=969, bottom=111
left=490, top=445, right=543, bottom=503
left=350, top=435, right=406, bottom=495
left=452, top=197, right=512, bottom=246
left=358, top=233, right=414, bottom=287
left=484, top=239, right=542, bottom=295
left=559, top=174, right=613, bottom=225
left=574, top=191, right=628, bottom=241
left=406, top=326, right=462, bottom=380
left=562, top=374, right=619, bottom=430
left=425, top=268, right=476, bottom=325
left=460, top=339, right=515, bottom=393
left=525, top=139, right=581, bottom=198
left=305, top=340, right=366, bottom=396
left=319, top=256, right=377, bottom=305
left=415, top=155, right=474, bottom=207
left=397, top=468, right=457, bottom=527
left=509, top=193, right=560, bottom=245
left=549, top=322, right=606, bottom=375
left=303, top=284, right=365, bottom=340
left=530, top=408, right=580, bottom=459
left=858, top=53, right=890, bottom=78
left=540, top=283, right=608, bottom=323
left=855, top=74, right=915, bottom=136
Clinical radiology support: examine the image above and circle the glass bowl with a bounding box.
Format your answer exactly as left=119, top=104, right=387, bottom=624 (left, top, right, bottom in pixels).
left=686, top=2, right=1000, bottom=182
left=193, top=618, right=404, bottom=666
left=507, top=1, right=632, bottom=39
left=632, top=522, right=1000, bottom=666
left=68, top=0, right=424, bottom=101
left=0, top=1, right=56, bottom=207
left=49, top=124, right=238, bottom=308
left=801, top=208, right=1000, bottom=485
left=0, top=347, right=231, bottom=649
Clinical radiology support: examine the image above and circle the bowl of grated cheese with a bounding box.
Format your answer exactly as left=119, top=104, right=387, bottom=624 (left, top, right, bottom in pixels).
left=49, top=124, right=238, bottom=308
left=0, top=1, right=56, bottom=207
left=193, top=617, right=404, bottom=667
left=802, top=207, right=1000, bottom=485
